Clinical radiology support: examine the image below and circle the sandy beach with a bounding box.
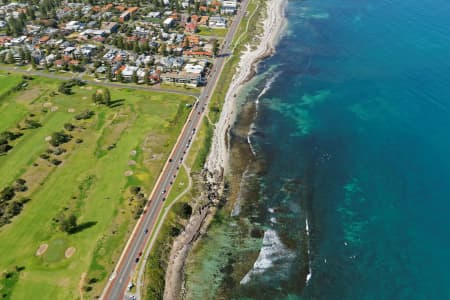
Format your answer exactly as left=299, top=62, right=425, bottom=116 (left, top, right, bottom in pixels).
left=163, top=0, right=288, bottom=299
left=205, top=0, right=288, bottom=176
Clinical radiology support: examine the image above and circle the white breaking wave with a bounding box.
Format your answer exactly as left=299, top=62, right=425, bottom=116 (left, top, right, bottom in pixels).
left=305, top=217, right=312, bottom=285
left=247, top=133, right=257, bottom=156
left=247, top=72, right=282, bottom=157
left=255, top=71, right=281, bottom=105
left=240, top=229, right=294, bottom=285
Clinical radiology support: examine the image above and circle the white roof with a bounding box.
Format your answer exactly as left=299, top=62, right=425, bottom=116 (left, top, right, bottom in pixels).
left=163, top=17, right=174, bottom=25
left=222, top=1, right=237, bottom=7
left=184, top=64, right=204, bottom=74
left=122, top=65, right=138, bottom=76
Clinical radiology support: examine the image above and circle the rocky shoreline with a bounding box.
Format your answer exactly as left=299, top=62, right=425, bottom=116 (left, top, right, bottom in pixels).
left=163, top=0, right=288, bottom=298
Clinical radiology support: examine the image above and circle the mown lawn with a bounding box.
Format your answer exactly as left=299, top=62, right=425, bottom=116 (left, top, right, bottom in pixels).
left=197, top=26, right=228, bottom=38
left=0, top=74, right=195, bottom=299
left=0, top=73, right=22, bottom=98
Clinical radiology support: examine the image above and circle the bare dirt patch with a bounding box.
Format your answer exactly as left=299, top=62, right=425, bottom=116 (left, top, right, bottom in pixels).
left=78, top=272, right=87, bottom=300
left=65, top=247, right=76, bottom=258
left=35, top=244, right=48, bottom=256
left=43, top=102, right=52, bottom=108
left=15, top=87, right=42, bottom=104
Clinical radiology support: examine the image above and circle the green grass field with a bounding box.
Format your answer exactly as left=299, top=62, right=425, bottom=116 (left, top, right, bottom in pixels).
left=0, top=73, right=23, bottom=99
left=0, top=74, right=195, bottom=299
left=197, top=26, right=228, bottom=38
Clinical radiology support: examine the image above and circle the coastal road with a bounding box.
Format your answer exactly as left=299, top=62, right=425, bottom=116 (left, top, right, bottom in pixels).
left=0, top=65, right=199, bottom=97
left=101, top=1, right=250, bottom=299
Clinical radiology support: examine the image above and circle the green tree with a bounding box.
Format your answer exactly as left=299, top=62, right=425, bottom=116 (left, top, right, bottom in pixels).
left=132, top=70, right=138, bottom=84
left=49, top=131, right=72, bottom=147
left=59, top=213, right=77, bottom=233
left=103, top=88, right=111, bottom=105
left=212, top=39, right=219, bottom=57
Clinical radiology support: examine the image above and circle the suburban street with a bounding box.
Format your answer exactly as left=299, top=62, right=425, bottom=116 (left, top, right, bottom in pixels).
left=0, top=65, right=200, bottom=97
left=100, top=1, right=249, bottom=299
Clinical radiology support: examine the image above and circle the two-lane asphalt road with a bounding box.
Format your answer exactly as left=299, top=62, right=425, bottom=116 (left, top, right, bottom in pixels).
left=101, top=1, right=249, bottom=299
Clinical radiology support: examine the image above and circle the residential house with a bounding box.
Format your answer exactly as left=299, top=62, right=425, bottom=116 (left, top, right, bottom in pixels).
left=159, top=71, right=201, bottom=86
left=209, top=16, right=227, bottom=28
left=121, top=65, right=138, bottom=81
left=101, top=22, right=119, bottom=34
left=185, top=23, right=197, bottom=34
left=198, top=16, right=209, bottom=25
left=221, top=0, right=237, bottom=14
left=120, top=11, right=131, bottom=23
left=163, top=17, right=174, bottom=28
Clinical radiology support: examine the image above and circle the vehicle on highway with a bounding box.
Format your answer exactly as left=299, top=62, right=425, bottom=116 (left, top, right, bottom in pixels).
left=162, top=197, right=166, bottom=201
left=161, top=190, right=166, bottom=194
left=135, top=257, right=139, bottom=263
left=169, top=158, right=173, bottom=162
left=138, top=251, right=142, bottom=257
left=144, top=229, right=148, bottom=234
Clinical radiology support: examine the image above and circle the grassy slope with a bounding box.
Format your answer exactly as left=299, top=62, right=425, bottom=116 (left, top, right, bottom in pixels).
left=0, top=74, right=195, bottom=299
left=0, top=73, right=22, bottom=98
left=0, top=74, right=27, bottom=132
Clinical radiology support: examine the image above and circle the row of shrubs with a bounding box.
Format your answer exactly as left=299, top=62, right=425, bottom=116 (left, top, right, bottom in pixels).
left=0, top=179, right=30, bottom=227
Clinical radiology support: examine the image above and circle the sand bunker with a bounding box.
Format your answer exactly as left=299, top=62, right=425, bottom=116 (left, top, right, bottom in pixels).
left=51, top=106, right=58, bottom=112
left=68, top=108, right=75, bottom=113
left=130, top=150, right=137, bottom=156
left=43, top=102, right=52, bottom=108
left=128, top=160, right=136, bottom=166
left=124, top=170, right=134, bottom=177
left=36, top=244, right=48, bottom=256
left=65, top=247, right=76, bottom=258
left=45, top=136, right=52, bottom=142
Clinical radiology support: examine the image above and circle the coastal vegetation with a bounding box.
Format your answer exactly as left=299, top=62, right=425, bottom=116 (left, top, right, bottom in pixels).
left=141, top=0, right=265, bottom=297
left=143, top=117, right=213, bottom=299
left=0, top=72, right=194, bottom=299
left=208, top=0, right=266, bottom=124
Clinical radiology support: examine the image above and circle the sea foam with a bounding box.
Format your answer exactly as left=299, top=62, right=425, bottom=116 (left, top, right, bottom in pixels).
left=240, top=229, right=294, bottom=285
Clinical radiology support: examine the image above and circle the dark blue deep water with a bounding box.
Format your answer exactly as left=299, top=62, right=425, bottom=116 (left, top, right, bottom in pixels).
left=185, top=0, right=450, bottom=298
left=246, top=0, right=450, bottom=298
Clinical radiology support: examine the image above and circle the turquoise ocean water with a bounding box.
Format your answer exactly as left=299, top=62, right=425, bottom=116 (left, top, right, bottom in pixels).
left=186, top=0, right=450, bottom=298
